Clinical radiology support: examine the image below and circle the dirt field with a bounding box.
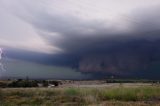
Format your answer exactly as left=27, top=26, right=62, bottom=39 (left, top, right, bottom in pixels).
left=59, top=80, right=154, bottom=88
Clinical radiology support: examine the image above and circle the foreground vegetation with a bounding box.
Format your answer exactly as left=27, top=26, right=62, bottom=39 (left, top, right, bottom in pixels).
left=0, top=85, right=160, bottom=106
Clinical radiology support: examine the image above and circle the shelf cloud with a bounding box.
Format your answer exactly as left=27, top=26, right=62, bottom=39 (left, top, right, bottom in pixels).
left=1, top=0, right=160, bottom=79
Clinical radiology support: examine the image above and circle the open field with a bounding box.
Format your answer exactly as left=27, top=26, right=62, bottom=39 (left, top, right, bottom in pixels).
left=0, top=83, right=160, bottom=106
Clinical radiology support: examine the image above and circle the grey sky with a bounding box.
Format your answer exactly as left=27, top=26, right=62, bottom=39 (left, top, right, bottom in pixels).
left=0, top=0, right=160, bottom=53
left=1, top=0, right=160, bottom=79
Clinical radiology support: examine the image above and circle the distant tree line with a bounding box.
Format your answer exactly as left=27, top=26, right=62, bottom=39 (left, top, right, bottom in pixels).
left=106, top=79, right=160, bottom=83
left=0, top=79, right=61, bottom=88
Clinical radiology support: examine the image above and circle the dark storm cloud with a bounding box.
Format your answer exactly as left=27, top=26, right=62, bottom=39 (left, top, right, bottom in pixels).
left=14, top=2, right=160, bottom=54
left=2, top=0, right=160, bottom=79
left=3, top=47, right=73, bottom=67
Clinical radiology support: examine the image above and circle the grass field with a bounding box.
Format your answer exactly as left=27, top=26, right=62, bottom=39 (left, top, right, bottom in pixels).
left=0, top=84, right=160, bottom=106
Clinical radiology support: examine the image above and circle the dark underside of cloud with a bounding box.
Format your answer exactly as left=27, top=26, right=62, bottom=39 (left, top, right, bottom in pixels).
left=3, top=2, right=160, bottom=79
left=5, top=34, right=160, bottom=79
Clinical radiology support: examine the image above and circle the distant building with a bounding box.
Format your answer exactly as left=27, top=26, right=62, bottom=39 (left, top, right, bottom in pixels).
left=37, top=83, right=43, bottom=87
left=48, top=84, right=55, bottom=88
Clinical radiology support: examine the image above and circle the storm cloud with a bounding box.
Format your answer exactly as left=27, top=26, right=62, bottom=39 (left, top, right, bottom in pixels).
left=1, top=0, right=160, bottom=79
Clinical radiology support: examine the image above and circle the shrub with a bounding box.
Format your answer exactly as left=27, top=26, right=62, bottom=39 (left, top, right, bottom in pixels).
left=64, top=88, right=80, bottom=96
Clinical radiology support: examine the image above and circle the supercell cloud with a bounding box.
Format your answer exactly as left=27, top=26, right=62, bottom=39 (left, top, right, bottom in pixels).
left=0, top=0, right=160, bottom=79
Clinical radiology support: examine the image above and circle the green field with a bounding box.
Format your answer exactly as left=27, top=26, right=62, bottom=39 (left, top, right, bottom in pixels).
left=0, top=85, right=160, bottom=106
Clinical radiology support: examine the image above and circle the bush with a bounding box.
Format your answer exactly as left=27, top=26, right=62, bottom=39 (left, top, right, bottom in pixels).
left=7, top=80, right=38, bottom=88
left=64, top=88, right=80, bottom=96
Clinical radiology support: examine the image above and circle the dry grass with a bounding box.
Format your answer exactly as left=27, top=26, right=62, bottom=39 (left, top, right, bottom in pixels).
left=0, top=85, right=160, bottom=106
left=90, top=101, right=160, bottom=106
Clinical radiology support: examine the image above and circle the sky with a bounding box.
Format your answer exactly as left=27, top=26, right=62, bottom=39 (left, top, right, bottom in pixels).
left=0, top=0, right=160, bottom=79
